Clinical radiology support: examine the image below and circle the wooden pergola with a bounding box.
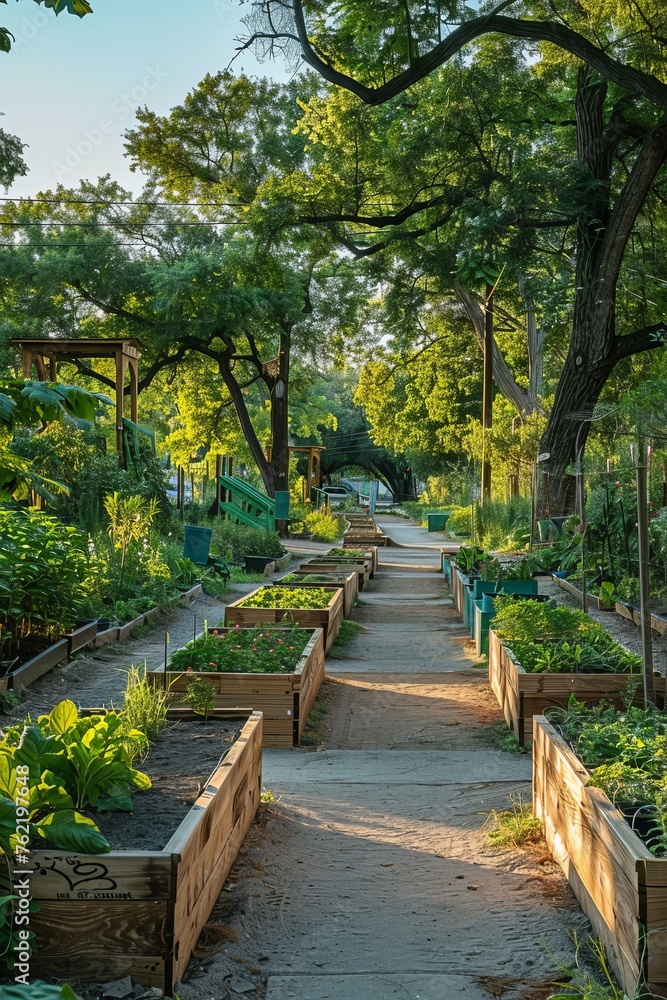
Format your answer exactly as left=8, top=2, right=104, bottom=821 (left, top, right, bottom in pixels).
left=289, top=445, right=326, bottom=501
left=12, top=338, right=141, bottom=456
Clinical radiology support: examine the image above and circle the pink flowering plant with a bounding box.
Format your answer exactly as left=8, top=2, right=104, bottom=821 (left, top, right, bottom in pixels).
left=169, top=624, right=312, bottom=674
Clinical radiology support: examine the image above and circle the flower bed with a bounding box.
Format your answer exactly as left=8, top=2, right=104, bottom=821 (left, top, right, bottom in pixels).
left=281, top=570, right=358, bottom=616
left=7, top=706, right=262, bottom=990
left=534, top=712, right=667, bottom=997
left=152, top=626, right=325, bottom=747
left=225, top=585, right=344, bottom=652
left=488, top=598, right=644, bottom=744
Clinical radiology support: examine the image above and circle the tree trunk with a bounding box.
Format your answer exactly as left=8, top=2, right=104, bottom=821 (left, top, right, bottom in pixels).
left=537, top=74, right=667, bottom=514
left=453, top=281, right=537, bottom=416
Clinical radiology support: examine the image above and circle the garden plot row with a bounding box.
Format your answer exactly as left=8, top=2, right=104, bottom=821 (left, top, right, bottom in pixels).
left=1, top=547, right=372, bottom=992
left=148, top=546, right=374, bottom=748
left=343, top=513, right=388, bottom=547
left=533, top=712, right=667, bottom=999
left=19, top=707, right=263, bottom=993
left=448, top=550, right=667, bottom=995
left=551, top=571, right=667, bottom=634
left=5, top=584, right=204, bottom=694
left=447, top=554, right=660, bottom=744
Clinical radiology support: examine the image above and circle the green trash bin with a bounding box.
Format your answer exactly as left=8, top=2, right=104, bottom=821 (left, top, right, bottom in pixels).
left=427, top=512, right=450, bottom=532
left=183, top=525, right=213, bottom=566
left=275, top=490, right=290, bottom=520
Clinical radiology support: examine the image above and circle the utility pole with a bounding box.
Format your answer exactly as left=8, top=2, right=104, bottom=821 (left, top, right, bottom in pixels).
left=481, top=282, right=494, bottom=502
left=635, top=437, right=655, bottom=705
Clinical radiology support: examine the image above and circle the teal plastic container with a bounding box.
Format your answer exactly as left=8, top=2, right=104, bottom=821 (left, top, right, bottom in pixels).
left=183, top=525, right=213, bottom=566
left=427, top=512, right=450, bottom=532
left=275, top=490, right=290, bottom=520
left=499, top=580, right=538, bottom=596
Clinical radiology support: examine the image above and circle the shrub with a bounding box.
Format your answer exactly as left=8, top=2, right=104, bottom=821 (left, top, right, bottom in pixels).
left=449, top=505, right=473, bottom=535
left=302, top=508, right=343, bottom=542
left=211, top=519, right=284, bottom=561
left=0, top=507, right=89, bottom=660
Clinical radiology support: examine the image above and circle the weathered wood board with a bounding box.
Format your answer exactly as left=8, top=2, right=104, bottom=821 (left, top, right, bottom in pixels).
left=14, top=712, right=262, bottom=992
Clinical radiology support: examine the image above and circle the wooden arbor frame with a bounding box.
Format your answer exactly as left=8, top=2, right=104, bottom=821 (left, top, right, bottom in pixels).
left=13, top=338, right=141, bottom=457
left=289, top=445, right=326, bottom=502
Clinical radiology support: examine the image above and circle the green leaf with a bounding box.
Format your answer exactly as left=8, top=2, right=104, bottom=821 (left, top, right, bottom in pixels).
left=48, top=699, right=79, bottom=736
left=35, top=809, right=110, bottom=853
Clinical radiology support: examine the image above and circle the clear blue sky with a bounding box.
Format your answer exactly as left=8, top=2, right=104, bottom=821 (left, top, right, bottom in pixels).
left=2, top=0, right=286, bottom=197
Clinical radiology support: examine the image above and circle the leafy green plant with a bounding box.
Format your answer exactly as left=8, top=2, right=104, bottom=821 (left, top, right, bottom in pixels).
left=493, top=599, right=641, bottom=674
left=598, top=581, right=616, bottom=610
left=0, top=982, right=80, bottom=999
left=456, top=545, right=485, bottom=573
left=170, top=625, right=312, bottom=674
left=239, top=586, right=333, bottom=609
left=182, top=676, right=215, bottom=720
left=0, top=507, right=90, bottom=661
left=328, top=547, right=367, bottom=558
left=0, top=700, right=151, bottom=853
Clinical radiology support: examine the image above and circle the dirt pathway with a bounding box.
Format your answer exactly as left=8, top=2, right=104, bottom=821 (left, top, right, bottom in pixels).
left=178, top=527, right=588, bottom=1000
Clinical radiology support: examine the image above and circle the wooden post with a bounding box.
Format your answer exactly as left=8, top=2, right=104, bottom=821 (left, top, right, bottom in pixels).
left=49, top=355, right=57, bottom=381
left=128, top=357, right=139, bottom=422
left=115, top=348, right=127, bottom=462
left=636, top=438, right=655, bottom=704
left=21, top=347, right=32, bottom=379
left=481, top=283, right=494, bottom=502
left=215, top=455, right=222, bottom=515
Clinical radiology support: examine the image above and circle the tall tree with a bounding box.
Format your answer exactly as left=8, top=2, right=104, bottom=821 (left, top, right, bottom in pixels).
left=242, top=0, right=667, bottom=512
left=0, top=170, right=368, bottom=495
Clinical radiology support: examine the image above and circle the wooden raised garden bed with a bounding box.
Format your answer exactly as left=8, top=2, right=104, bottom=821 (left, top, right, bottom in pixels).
left=301, top=559, right=371, bottom=591
left=280, top=571, right=358, bottom=616
left=225, top=586, right=344, bottom=653
left=534, top=715, right=667, bottom=997
left=152, top=628, right=325, bottom=748
left=22, top=710, right=262, bottom=992
left=488, top=629, right=658, bottom=745
left=340, top=545, right=379, bottom=574
left=344, top=530, right=388, bottom=547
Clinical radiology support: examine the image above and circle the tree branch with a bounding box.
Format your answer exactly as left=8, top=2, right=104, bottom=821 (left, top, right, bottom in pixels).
left=290, top=3, right=667, bottom=109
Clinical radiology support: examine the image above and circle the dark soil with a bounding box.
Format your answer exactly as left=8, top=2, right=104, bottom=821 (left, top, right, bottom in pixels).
left=96, top=717, right=244, bottom=851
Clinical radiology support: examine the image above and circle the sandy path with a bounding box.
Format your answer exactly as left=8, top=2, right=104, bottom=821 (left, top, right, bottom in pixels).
left=175, top=529, right=587, bottom=1000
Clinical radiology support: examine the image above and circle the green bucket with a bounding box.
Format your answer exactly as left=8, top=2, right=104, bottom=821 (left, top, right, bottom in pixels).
left=183, top=525, right=213, bottom=566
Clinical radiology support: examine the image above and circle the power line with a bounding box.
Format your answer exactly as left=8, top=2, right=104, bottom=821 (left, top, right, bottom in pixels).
left=0, top=220, right=246, bottom=228
left=0, top=196, right=243, bottom=208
